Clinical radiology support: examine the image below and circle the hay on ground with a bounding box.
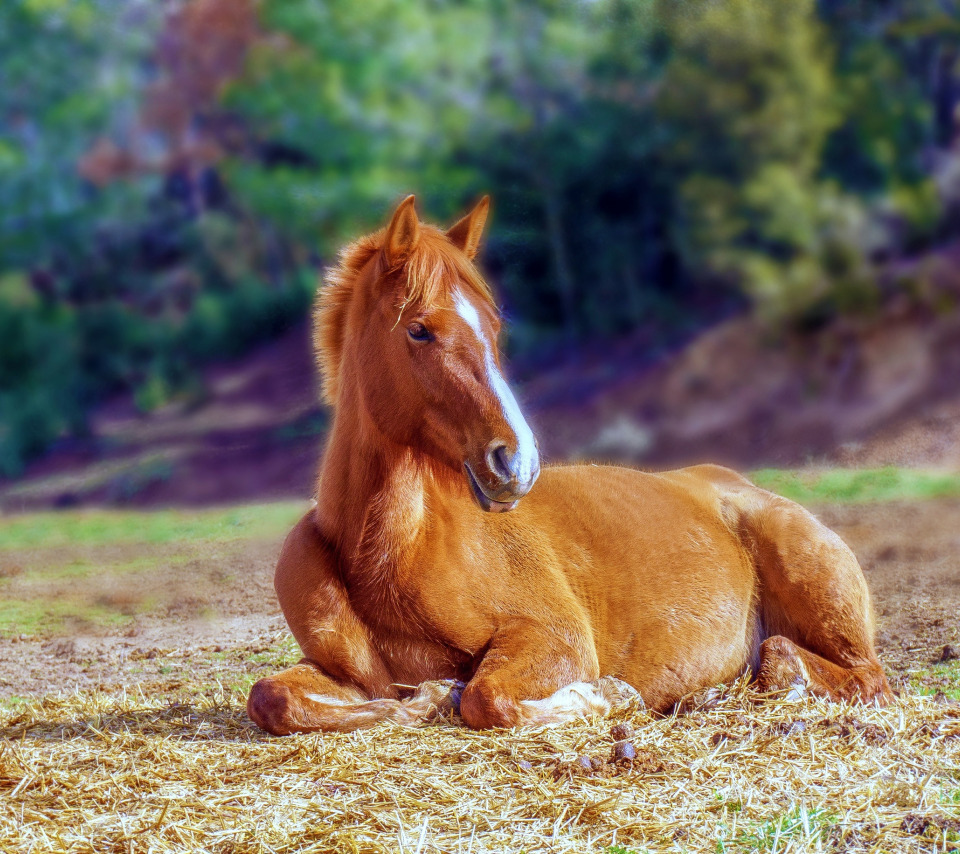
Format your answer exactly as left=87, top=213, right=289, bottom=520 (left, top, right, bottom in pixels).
left=1, top=676, right=958, bottom=853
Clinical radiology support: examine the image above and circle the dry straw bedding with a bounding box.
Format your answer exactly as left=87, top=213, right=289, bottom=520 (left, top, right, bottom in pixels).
left=1, top=679, right=958, bottom=854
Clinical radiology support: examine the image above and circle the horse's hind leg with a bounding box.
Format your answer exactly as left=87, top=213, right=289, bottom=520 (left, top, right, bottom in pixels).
left=755, top=636, right=891, bottom=703
left=724, top=484, right=893, bottom=704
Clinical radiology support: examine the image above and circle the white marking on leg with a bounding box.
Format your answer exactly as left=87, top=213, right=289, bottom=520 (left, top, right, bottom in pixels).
left=519, top=681, right=612, bottom=726
left=304, top=693, right=350, bottom=706
left=784, top=657, right=810, bottom=701
left=454, top=290, right=538, bottom=482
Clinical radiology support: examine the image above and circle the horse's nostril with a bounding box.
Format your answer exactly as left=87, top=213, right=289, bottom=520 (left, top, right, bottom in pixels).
left=486, top=440, right=515, bottom=483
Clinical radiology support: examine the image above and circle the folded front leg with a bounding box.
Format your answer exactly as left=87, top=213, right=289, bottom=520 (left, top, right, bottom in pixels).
left=459, top=621, right=638, bottom=729
left=517, top=676, right=642, bottom=726
left=248, top=660, right=464, bottom=735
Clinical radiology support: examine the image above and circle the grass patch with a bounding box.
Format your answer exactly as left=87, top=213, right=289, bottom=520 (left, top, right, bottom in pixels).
left=10, top=551, right=198, bottom=584
left=0, top=597, right=132, bottom=636
left=718, top=806, right=837, bottom=852
left=750, top=467, right=960, bottom=505
left=0, top=501, right=307, bottom=550
left=908, top=659, right=960, bottom=702
left=0, top=694, right=28, bottom=712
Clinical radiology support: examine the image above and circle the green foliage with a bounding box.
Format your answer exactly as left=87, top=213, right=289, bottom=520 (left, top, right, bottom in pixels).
left=657, top=0, right=871, bottom=321
left=0, top=251, right=314, bottom=476
left=0, top=1, right=315, bottom=475
left=223, top=0, right=496, bottom=242
left=0, top=1, right=155, bottom=269
left=221, top=0, right=958, bottom=341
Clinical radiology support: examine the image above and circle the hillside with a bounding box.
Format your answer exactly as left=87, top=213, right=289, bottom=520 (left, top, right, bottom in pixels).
left=1, top=295, right=959, bottom=512
left=530, top=302, right=960, bottom=471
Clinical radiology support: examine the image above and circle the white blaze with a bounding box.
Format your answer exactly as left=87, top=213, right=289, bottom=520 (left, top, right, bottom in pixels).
left=453, top=290, right=538, bottom=483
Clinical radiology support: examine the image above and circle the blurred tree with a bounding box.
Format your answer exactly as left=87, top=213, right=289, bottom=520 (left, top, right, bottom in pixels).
left=0, top=0, right=153, bottom=474
left=222, top=0, right=501, bottom=245
left=653, top=0, right=868, bottom=321
left=0, top=0, right=309, bottom=476
left=0, top=0, right=154, bottom=270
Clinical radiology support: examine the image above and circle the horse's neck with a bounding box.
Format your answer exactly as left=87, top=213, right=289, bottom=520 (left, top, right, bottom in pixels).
left=315, top=403, right=428, bottom=579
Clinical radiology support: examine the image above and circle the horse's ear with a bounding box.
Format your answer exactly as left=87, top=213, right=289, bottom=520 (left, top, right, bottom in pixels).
left=383, top=195, right=420, bottom=265
left=446, top=195, right=490, bottom=260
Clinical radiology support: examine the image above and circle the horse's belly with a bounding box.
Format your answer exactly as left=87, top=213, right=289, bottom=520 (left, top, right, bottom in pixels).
left=597, top=553, right=757, bottom=709
left=534, top=465, right=759, bottom=709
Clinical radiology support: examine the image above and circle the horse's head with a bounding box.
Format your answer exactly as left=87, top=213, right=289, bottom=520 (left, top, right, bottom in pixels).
left=318, top=195, right=540, bottom=512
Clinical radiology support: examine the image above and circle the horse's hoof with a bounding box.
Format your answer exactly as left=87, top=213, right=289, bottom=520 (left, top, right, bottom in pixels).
left=406, top=679, right=466, bottom=720
left=595, top=676, right=645, bottom=712
left=754, top=673, right=809, bottom=704
left=782, top=677, right=808, bottom=702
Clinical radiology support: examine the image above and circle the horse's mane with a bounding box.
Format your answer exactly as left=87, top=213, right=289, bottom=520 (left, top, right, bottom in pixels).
left=314, top=225, right=496, bottom=405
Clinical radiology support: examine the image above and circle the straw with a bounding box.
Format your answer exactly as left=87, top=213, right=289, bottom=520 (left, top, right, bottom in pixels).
left=1, top=674, right=957, bottom=853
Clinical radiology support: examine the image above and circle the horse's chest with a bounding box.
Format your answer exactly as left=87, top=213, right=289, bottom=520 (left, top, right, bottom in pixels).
left=351, top=587, right=470, bottom=685
left=372, top=632, right=465, bottom=685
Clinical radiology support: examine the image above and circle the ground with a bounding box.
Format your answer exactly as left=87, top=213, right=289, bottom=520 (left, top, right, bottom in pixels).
left=0, top=493, right=957, bottom=703
left=1, top=486, right=959, bottom=852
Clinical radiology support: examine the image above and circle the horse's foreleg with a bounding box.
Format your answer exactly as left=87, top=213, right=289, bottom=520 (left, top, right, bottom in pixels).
left=248, top=662, right=463, bottom=735
left=515, top=676, right=641, bottom=726
left=458, top=623, right=638, bottom=729
left=251, top=511, right=454, bottom=735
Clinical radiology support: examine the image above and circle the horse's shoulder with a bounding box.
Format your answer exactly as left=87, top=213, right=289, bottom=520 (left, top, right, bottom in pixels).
left=274, top=508, right=346, bottom=611
left=279, top=508, right=338, bottom=567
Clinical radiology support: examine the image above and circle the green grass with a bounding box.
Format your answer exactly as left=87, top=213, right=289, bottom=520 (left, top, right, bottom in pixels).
left=2, top=467, right=956, bottom=554
left=750, top=466, right=960, bottom=505
left=909, top=660, right=960, bottom=702
left=0, top=597, right=132, bottom=636
left=716, top=806, right=837, bottom=853
left=0, top=501, right=307, bottom=551
left=0, top=553, right=202, bottom=585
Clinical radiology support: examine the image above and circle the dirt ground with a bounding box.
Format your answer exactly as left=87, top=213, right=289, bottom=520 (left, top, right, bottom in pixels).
left=0, top=498, right=956, bottom=702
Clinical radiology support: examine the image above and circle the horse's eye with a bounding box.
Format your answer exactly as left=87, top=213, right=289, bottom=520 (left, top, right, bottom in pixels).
left=407, top=322, right=432, bottom=342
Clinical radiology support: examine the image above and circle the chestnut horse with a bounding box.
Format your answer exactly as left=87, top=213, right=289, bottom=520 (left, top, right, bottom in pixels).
left=247, top=196, right=892, bottom=735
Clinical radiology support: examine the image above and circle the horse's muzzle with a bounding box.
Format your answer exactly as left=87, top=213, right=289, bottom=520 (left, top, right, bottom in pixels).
left=464, top=440, right=540, bottom=513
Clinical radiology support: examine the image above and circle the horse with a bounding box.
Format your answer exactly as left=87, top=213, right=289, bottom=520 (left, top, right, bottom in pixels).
left=247, top=195, right=892, bottom=735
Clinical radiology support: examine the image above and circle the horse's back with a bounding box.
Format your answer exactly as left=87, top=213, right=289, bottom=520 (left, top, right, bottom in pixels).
left=528, top=461, right=750, bottom=550
left=524, top=462, right=760, bottom=706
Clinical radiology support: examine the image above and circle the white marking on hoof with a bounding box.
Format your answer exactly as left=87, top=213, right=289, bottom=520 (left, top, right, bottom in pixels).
left=596, top=676, right=645, bottom=711
left=784, top=678, right=808, bottom=702
left=519, top=681, right=613, bottom=726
